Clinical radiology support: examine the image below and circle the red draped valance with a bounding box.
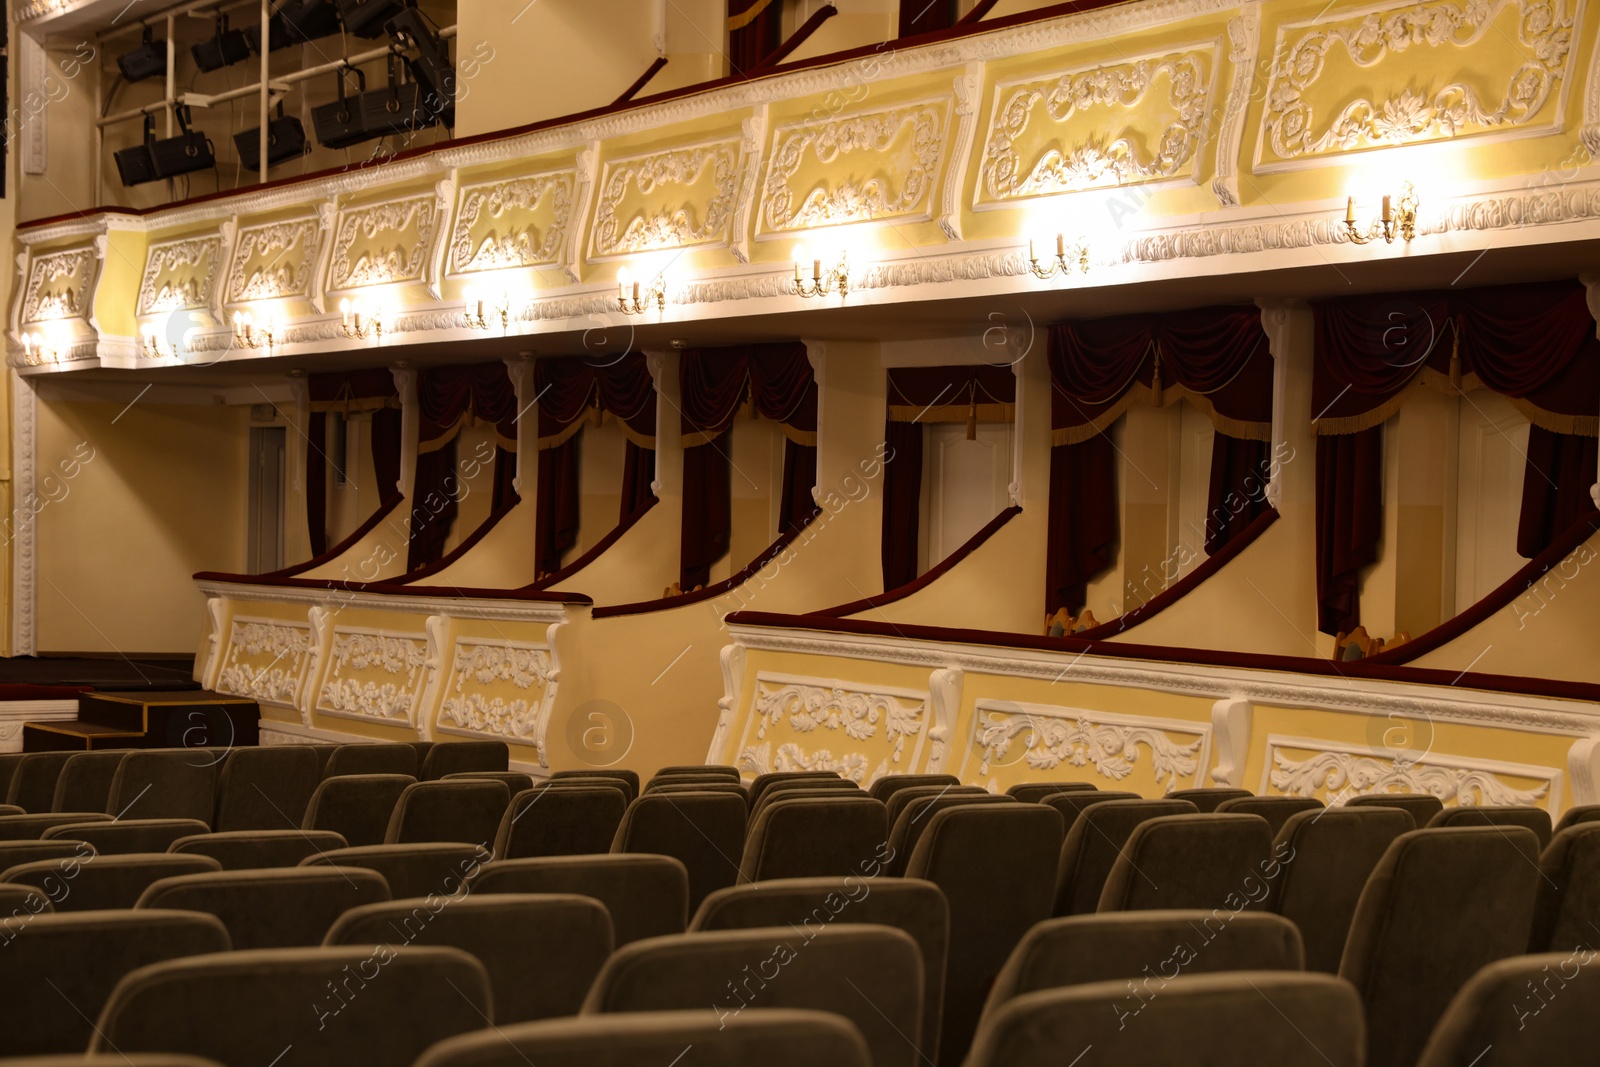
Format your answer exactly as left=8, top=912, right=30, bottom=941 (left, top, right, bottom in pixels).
left=1049, top=306, right=1271, bottom=444
left=680, top=343, right=817, bottom=447
left=307, top=368, right=398, bottom=413
left=887, top=364, right=1015, bottom=424
left=535, top=353, right=656, bottom=451
left=1312, top=281, right=1599, bottom=436
left=418, top=362, right=519, bottom=452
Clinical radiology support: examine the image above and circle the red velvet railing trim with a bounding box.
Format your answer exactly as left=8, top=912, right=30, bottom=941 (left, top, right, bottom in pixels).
left=592, top=508, right=821, bottom=619
left=722, top=610, right=1600, bottom=704
left=527, top=496, right=660, bottom=591
left=818, top=506, right=1022, bottom=618
left=1075, top=508, right=1280, bottom=639
left=20, top=2, right=1128, bottom=231
left=194, top=495, right=405, bottom=583
left=389, top=502, right=521, bottom=586
left=196, top=570, right=591, bottom=604
left=1367, top=508, right=1600, bottom=665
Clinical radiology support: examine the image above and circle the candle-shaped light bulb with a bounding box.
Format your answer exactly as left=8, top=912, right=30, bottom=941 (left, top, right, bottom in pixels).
left=813, top=256, right=822, bottom=282
left=1345, top=196, right=1357, bottom=225
left=1056, top=233, right=1065, bottom=258
left=617, top=268, right=629, bottom=302
left=340, top=299, right=351, bottom=328
left=1028, top=238, right=1036, bottom=264
left=1381, top=195, right=1392, bottom=224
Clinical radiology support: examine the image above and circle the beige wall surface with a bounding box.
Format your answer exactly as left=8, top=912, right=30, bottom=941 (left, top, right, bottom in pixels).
left=34, top=395, right=249, bottom=653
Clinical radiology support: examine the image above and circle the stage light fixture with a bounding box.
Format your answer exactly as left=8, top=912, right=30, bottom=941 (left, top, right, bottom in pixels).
left=115, top=114, right=162, bottom=186
left=384, top=7, right=454, bottom=121
left=192, top=13, right=251, bottom=72
left=235, top=103, right=310, bottom=171
left=246, top=0, right=344, bottom=52
left=117, top=26, right=167, bottom=83
left=336, top=0, right=415, bottom=38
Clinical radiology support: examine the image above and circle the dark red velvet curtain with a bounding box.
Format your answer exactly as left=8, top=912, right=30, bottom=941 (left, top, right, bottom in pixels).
left=1315, top=428, right=1384, bottom=636
left=781, top=439, right=819, bottom=533
left=1207, top=437, right=1273, bottom=554
left=1313, top=281, right=1599, bottom=632
left=681, top=431, right=733, bottom=589
left=881, top=421, right=925, bottom=591
left=680, top=344, right=816, bottom=588
left=621, top=442, right=656, bottom=521
left=1046, top=434, right=1118, bottom=615
left=407, top=437, right=459, bottom=572
left=306, top=412, right=328, bottom=557
left=1519, top=427, right=1598, bottom=558
left=536, top=437, right=581, bottom=576
left=727, top=0, right=783, bottom=73
left=370, top=407, right=403, bottom=509
left=418, top=362, right=519, bottom=445
left=536, top=353, right=657, bottom=442
left=899, top=0, right=959, bottom=36
left=491, top=448, right=520, bottom=514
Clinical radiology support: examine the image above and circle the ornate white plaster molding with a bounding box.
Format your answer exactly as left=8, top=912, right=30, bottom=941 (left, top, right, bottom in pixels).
left=137, top=235, right=224, bottom=317
left=9, top=377, right=38, bottom=656
left=964, top=698, right=1209, bottom=790
left=327, top=194, right=442, bottom=294
left=1264, top=734, right=1558, bottom=809
left=20, top=248, right=95, bottom=325
left=1210, top=697, right=1252, bottom=786
left=725, top=623, right=1600, bottom=736
left=1568, top=736, right=1600, bottom=805
left=710, top=643, right=748, bottom=765
left=926, top=667, right=964, bottom=772
left=940, top=62, right=984, bottom=239
left=196, top=580, right=574, bottom=624
left=592, top=136, right=742, bottom=258
left=226, top=216, right=323, bottom=305
left=735, top=671, right=933, bottom=785
left=214, top=616, right=314, bottom=708
left=448, top=169, right=575, bottom=275
left=317, top=627, right=429, bottom=724
left=730, top=108, right=768, bottom=264
left=1211, top=4, right=1261, bottom=207
left=564, top=143, right=602, bottom=283
left=436, top=633, right=560, bottom=764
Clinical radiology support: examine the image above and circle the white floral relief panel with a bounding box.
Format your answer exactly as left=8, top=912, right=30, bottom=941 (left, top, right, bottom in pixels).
left=1255, top=0, right=1582, bottom=171
left=215, top=616, right=314, bottom=707
left=20, top=248, right=97, bottom=324
left=226, top=217, right=322, bottom=304
left=316, top=627, right=429, bottom=723
left=960, top=700, right=1212, bottom=794
left=137, top=235, right=224, bottom=316
left=437, top=638, right=558, bottom=762
left=449, top=169, right=576, bottom=275
left=759, top=99, right=951, bottom=235
left=976, top=43, right=1219, bottom=206
left=589, top=138, right=742, bottom=259
left=733, top=673, right=932, bottom=786
left=1263, top=735, right=1559, bottom=809
left=327, top=194, right=441, bottom=292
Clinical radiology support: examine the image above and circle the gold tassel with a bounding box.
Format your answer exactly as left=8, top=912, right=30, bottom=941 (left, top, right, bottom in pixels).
left=1151, top=354, right=1164, bottom=407
left=966, top=395, right=978, bottom=441
left=1448, top=322, right=1462, bottom=390
left=590, top=404, right=604, bottom=428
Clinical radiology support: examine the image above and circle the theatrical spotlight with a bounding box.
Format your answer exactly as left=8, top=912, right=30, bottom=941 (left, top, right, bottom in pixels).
left=336, top=0, right=415, bottom=38
left=245, top=0, right=344, bottom=53
left=192, top=13, right=251, bottom=72
left=235, top=102, right=310, bottom=171
left=115, top=107, right=217, bottom=187
left=117, top=26, right=167, bottom=83
left=384, top=7, right=454, bottom=120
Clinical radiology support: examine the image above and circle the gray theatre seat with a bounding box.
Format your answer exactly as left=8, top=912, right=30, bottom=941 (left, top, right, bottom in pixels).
left=2, top=853, right=220, bottom=911
left=136, top=865, right=391, bottom=949
left=471, top=854, right=688, bottom=946
left=1416, top=952, right=1600, bottom=1067
left=213, top=746, right=321, bottom=831
left=1528, top=823, right=1600, bottom=952
left=495, top=785, right=628, bottom=859
left=611, top=791, right=746, bottom=914
left=385, top=779, right=510, bottom=846
left=301, top=843, right=490, bottom=899
left=738, top=795, right=888, bottom=883
left=1427, top=804, right=1553, bottom=849
left=302, top=773, right=415, bottom=846
left=1053, top=799, right=1196, bottom=916
left=168, top=829, right=349, bottom=870
left=1098, top=813, right=1275, bottom=912
left=44, top=818, right=210, bottom=855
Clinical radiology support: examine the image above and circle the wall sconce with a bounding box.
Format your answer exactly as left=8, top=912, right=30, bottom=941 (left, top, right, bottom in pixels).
left=793, top=246, right=849, bottom=298
left=340, top=297, right=386, bottom=341
left=1344, top=183, right=1418, bottom=245
left=141, top=322, right=184, bottom=359
left=232, top=309, right=283, bottom=350
left=1028, top=234, right=1090, bottom=278
left=617, top=268, right=666, bottom=315
left=19, top=329, right=67, bottom=365
left=463, top=286, right=512, bottom=332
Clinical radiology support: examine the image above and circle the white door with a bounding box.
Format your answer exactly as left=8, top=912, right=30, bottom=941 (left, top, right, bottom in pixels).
left=920, top=421, right=1013, bottom=571
left=1453, top=392, right=1530, bottom=610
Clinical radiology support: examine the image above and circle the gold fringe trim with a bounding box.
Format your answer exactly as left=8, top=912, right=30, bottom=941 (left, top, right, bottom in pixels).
left=682, top=422, right=814, bottom=448
left=1315, top=368, right=1600, bottom=437
left=726, top=0, right=779, bottom=30
left=419, top=412, right=517, bottom=454
left=1051, top=383, right=1271, bottom=445
left=536, top=404, right=658, bottom=451
left=888, top=402, right=1015, bottom=424
left=536, top=416, right=586, bottom=452
left=309, top=397, right=399, bottom=414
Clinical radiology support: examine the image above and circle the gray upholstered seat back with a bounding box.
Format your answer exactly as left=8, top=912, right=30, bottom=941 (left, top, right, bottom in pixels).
left=747, top=770, right=849, bottom=807
left=44, top=818, right=210, bottom=855
left=135, top=865, right=391, bottom=949
left=301, top=843, right=489, bottom=899
left=1268, top=806, right=1414, bottom=973
left=550, top=768, right=640, bottom=801
left=1166, top=787, right=1253, bottom=812
left=1054, top=799, right=1196, bottom=916
left=1528, top=823, right=1600, bottom=953
left=1553, top=803, right=1600, bottom=834
left=3, top=853, right=219, bottom=911
left=420, top=741, right=510, bottom=780
left=1098, top=813, right=1276, bottom=913
left=0, top=909, right=230, bottom=1056
left=301, top=773, right=415, bottom=846
left=168, top=829, right=349, bottom=869
left=908, top=803, right=1063, bottom=1067
left=0, top=878, right=53, bottom=916
left=611, top=791, right=746, bottom=914
left=1339, top=826, right=1542, bottom=1067
left=93, top=946, right=491, bottom=1067
left=470, top=854, right=689, bottom=946
left=0, top=839, right=96, bottom=872
left=444, top=771, right=536, bottom=794
left=738, top=795, right=888, bottom=883
left=7, top=753, right=74, bottom=813
left=1344, top=791, right=1444, bottom=825
left=981, top=910, right=1305, bottom=1020
left=881, top=784, right=985, bottom=832
left=584, top=924, right=923, bottom=1067
left=1004, top=782, right=1098, bottom=803
left=886, top=793, right=1012, bottom=877
left=1427, top=804, right=1553, bottom=848
left=965, top=972, right=1363, bottom=1067
left=693, top=877, right=948, bottom=1064
left=1038, top=790, right=1141, bottom=836
left=869, top=773, right=961, bottom=803
left=327, top=893, right=612, bottom=1023
left=51, top=752, right=126, bottom=814
left=413, top=1008, right=872, bottom=1067
left=105, top=752, right=216, bottom=823
left=495, top=785, right=628, bottom=859
left=748, top=779, right=860, bottom=820
left=1214, top=795, right=1323, bottom=837
left=213, top=746, right=321, bottom=831
left=321, top=743, right=419, bottom=778
left=385, top=780, right=511, bottom=846
left=1415, top=952, right=1600, bottom=1067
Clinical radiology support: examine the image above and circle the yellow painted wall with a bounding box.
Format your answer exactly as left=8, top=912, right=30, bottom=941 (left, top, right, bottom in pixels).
left=35, top=393, right=249, bottom=653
